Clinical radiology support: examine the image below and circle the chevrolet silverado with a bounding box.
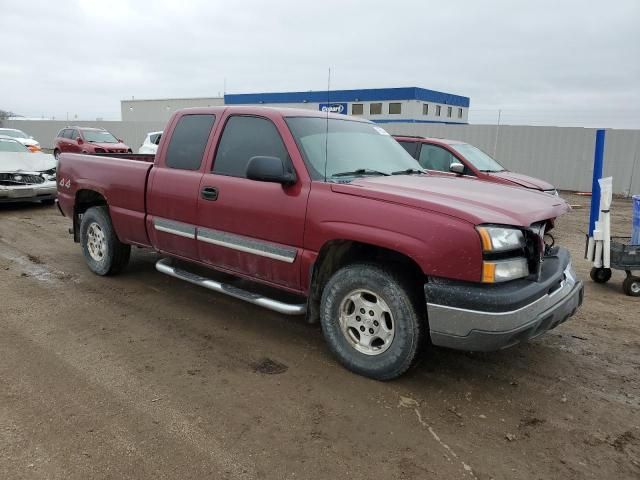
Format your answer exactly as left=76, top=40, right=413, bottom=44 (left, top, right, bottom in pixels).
left=56, top=106, right=583, bottom=380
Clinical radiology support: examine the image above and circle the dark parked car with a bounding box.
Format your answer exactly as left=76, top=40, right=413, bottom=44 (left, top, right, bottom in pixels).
left=394, top=136, right=558, bottom=195
left=53, top=127, right=131, bottom=160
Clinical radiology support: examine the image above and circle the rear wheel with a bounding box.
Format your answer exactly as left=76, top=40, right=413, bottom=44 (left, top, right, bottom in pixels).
left=320, top=263, right=423, bottom=380
left=80, top=206, right=130, bottom=275
left=590, top=267, right=612, bottom=283
left=622, top=276, right=640, bottom=297
left=41, top=199, right=55, bottom=206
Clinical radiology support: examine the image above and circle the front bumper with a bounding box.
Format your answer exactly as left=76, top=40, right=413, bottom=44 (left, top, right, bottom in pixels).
left=0, top=181, right=57, bottom=203
left=425, top=247, right=584, bottom=351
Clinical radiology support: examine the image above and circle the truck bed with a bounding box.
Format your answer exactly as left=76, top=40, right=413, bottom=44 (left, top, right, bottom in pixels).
left=57, top=152, right=154, bottom=247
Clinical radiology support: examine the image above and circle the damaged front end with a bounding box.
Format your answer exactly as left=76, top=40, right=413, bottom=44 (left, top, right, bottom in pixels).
left=0, top=169, right=57, bottom=203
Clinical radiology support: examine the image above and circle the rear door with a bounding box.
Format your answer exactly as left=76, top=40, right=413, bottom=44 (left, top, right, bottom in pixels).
left=146, top=113, right=216, bottom=260
left=196, top=114, right=309, bottom=290
left=67, top=129, right=79, bottom=152
left=55, top=129, right=67, bottom=150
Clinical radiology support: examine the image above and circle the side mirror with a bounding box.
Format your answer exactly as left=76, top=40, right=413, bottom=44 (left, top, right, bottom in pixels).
left=450, top=162, right=465, bottom=175
left=118, top=138, right=124, bottom=143
left=76, top=137, right=84, bottom=145
left=246, top=156, right=296, bottom=185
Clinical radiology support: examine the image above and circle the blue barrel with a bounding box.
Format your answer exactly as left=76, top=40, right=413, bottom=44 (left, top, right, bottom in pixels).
left=633, top=195, right=640, bottom=245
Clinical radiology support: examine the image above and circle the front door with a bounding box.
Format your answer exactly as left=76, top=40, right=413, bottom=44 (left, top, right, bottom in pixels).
left=196, top=114, right=309, bottom=290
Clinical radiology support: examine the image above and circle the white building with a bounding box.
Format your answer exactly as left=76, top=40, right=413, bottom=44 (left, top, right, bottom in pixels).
left=121, top=87, right=470, bottom=124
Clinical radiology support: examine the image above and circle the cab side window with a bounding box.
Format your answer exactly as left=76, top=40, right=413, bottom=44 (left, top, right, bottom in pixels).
left=165, top=114, right=215, bottom=170
left=418, top=144, right=458, bottom=172
left=213, top=116, right=289, bottom=177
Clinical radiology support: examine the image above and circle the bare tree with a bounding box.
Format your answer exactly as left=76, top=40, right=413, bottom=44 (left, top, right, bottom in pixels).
left=0, top=109, right=17, bottom=121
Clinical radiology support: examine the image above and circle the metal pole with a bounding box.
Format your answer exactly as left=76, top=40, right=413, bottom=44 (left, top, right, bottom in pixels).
left=493, top=109, right=501, bottom=157
left=588, top=129, right=606, bottom=236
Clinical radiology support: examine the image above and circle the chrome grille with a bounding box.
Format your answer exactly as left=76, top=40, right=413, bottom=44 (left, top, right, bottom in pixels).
left=0, top=173, right=45, bottom=185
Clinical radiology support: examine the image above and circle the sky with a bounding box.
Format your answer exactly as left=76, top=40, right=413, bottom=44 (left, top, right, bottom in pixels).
left=1, top=0, right=639, bottom=128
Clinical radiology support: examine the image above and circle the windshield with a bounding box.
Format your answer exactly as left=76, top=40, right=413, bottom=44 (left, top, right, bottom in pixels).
left=83, top=130, right=118, bottom=143
left=0, top=138, right=29, bottom=152
left=0, top=129, right=28, bottom=139
left=451, top=143, right=505, bottom=172
left=285, top=117, right=421, bottom=180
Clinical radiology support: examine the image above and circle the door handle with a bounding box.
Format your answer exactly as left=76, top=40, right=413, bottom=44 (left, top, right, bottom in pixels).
left=201, top=186, right=218, bottom=201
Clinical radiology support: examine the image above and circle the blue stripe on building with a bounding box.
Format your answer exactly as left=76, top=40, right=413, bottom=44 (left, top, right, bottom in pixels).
left=371, top=119, right=468, bottom=125
left=224, top=87, right=470, bottom=108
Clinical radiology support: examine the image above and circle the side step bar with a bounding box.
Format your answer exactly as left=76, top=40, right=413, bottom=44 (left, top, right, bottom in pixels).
left=155, top=257, right=307, bottom=316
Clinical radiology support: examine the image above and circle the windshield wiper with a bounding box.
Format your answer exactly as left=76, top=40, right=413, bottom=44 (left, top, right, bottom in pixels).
left=391, top=168, right=426, bottom=175
left=332, top=169, right=391, bottom=178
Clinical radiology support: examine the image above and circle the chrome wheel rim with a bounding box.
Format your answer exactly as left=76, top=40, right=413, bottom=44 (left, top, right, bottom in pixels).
left=86, top=222, right=106, bottom=261
left=339, top=289, right=395, bottom=356
left=631, top=282, right=640, bottom=294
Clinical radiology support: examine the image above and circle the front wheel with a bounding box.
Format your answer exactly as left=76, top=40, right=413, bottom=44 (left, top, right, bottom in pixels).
left=54, top=149, right=60, bottom=161
left=80, top=206, right=130, bottom=275
left=590, top=267, right=612, bottom=283
left=320, top=263, right=423, bottom=380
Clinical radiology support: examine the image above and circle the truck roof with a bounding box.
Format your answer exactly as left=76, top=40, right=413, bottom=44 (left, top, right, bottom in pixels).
left=393, top=135, right=467, bottom=145
left=173, top=105, right=372, bottom=122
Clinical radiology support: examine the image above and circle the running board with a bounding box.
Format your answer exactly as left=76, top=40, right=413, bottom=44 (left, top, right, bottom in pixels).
left=155, top=258, right=307, bottom=316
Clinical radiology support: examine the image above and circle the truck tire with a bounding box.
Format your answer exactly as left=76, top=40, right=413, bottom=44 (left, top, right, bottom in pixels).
left=320, top=263, right=423, bottom=380
left=80, top=206, right=130, bottom=276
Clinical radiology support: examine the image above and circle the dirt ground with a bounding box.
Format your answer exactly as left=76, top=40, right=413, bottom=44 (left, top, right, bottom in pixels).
left=0, top=193, right=638, bottom=480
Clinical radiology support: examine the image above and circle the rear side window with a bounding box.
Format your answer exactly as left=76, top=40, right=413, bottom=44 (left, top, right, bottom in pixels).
left=67, top=129, right=78, bottom=139
left=150, top=133, right=161, bottom=144
left=397, top=141, right=419, bottom=158
left=213, top=116, right=288, bottom=177
left=165, top=114, right=215, bottom=170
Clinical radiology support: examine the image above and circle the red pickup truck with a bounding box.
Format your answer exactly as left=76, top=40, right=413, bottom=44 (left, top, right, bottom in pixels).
left=57, top=106, right=583, bottom=380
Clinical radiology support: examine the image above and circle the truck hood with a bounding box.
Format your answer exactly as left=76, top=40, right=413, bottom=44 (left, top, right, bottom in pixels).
left=487, top=170, right=555, bottom=191
left=331, top=175, right=569, bottom=226
left=0, top=152, right=56, bottom=173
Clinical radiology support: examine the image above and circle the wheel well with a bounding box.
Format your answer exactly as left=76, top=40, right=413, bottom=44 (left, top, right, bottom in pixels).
left=307, top=240, right=424, bottom=323
left=73, top=190, right=107, bottom=242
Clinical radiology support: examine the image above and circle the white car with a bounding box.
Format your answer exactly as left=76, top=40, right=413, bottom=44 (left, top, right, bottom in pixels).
left=0, top=128, right=41, bottom=152
left=0, top=136, right=57, bottom=204
left=138, top=131, right=162, bottom=154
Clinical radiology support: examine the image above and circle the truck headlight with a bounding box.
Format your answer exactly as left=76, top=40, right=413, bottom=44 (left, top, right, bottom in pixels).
left=476, top=226, right=525, bottom=252
left=482, top=258, right=529, bottom=283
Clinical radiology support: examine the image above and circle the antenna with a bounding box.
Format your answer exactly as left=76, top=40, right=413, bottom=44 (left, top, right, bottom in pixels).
left=323, top=67, right=331, bottom=182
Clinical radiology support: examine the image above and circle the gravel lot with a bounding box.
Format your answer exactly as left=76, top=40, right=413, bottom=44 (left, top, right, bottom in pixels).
left=0, top=193, right=638, bottom=480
